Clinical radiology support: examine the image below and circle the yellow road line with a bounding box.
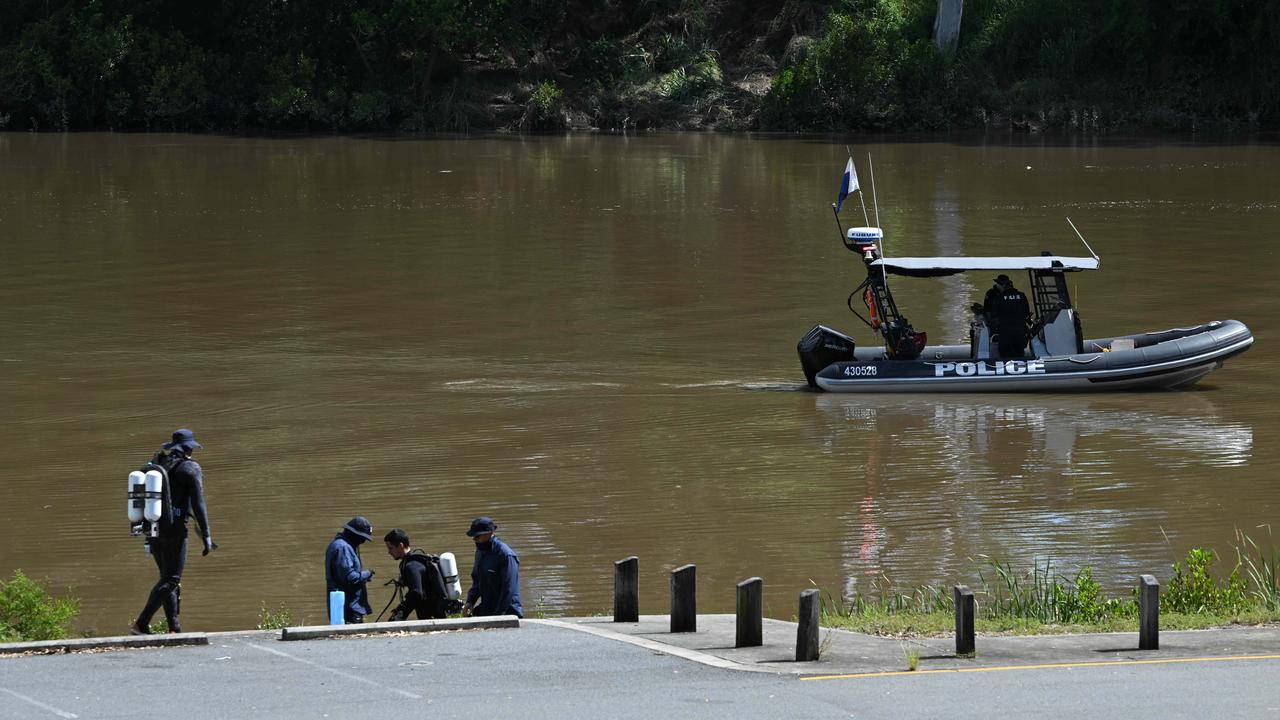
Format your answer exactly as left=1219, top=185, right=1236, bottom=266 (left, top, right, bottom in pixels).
left=802, top=654, right=1280, bottom=681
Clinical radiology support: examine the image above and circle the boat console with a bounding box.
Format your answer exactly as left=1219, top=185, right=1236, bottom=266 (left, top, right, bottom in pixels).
left=797, top=186, right=1251, bottom=391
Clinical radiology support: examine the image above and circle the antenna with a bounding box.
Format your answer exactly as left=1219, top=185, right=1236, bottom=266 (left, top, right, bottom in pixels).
left=868, top=152, right=881, bottom=229
left=1066, top=217, right=1099, bottom=260
left=866, top=152, right=888, bottom=290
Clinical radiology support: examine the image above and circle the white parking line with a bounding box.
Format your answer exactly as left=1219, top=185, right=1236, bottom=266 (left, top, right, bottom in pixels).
left=0, top=687, right=78, bottom=718
left=238, top=640, right=423, bottom=699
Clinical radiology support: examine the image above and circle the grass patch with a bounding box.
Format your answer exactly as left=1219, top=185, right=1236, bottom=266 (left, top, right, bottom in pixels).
left=822, top=533, right=1280, bottom=638
left=257, top=602, right=295, bottom=631
left=824, top=609, right=1280, bottom=637
left=903, top=644, right=920, bottom=671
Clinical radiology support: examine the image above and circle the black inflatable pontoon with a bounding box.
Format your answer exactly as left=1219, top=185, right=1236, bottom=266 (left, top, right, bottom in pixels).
left=798, top=228, right=1253, bottom=392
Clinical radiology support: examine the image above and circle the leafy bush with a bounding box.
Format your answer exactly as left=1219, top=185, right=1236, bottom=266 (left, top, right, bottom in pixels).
left=1165, top=548, right=1250, bottom=614
left=0, top=570, right=79, bottom=642
left=530, top=81, right=563, bottom=114
left=520, top=81, right=565, bottom=131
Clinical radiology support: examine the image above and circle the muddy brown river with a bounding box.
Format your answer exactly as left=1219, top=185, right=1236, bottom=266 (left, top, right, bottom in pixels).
left=0, top=133, right=1275, bottom=634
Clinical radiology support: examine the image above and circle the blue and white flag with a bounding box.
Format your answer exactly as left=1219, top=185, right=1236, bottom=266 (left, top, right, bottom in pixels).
left=835, top=156, right=859, bottom=214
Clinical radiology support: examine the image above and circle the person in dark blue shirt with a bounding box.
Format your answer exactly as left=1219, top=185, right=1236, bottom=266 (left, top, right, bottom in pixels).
left=461, top=516, right=522, bottom=618
left=326, top=516, right=375, bottom=623
left=131, top=428, right=215, bottom=634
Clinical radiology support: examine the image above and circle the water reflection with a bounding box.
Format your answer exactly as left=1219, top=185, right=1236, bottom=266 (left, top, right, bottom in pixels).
left=812, top=394, right=1254, bottom=597
left=814, top=393, right=1252, bottom=469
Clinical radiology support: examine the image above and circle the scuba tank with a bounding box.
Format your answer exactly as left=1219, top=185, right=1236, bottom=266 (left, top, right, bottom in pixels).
left=126, top=454, right=173, bottom=550
left=143, top=470, right=165, bottom=525
left=127, top=471, right=146, bottom=525
left=438, top=552, right=462, bottom=601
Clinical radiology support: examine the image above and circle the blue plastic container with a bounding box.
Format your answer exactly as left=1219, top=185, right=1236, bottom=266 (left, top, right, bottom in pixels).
left=328, top=590, right=345, bottom=625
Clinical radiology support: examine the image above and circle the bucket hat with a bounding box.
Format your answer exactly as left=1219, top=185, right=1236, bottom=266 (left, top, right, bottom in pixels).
left=466, top=516, right=497, bottom=537
left=343, top=516, right=374, bottom=541
left=162, top=428, right=203, bottom=452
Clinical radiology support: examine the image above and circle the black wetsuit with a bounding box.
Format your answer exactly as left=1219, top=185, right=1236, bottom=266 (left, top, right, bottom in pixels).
left=391, top=550, right=449, bottom=620
left=135, top=452, right=210, bottom=632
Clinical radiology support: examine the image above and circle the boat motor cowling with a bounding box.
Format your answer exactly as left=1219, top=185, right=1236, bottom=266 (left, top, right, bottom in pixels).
left=798, top=324, right=857, bottom=387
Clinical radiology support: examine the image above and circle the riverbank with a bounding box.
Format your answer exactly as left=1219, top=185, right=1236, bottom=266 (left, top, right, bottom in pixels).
left=4, top=1, right=1275, bottom=133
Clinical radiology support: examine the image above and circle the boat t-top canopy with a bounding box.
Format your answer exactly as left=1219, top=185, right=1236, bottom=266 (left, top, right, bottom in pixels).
left=870, top=255, right=1099, bottom=278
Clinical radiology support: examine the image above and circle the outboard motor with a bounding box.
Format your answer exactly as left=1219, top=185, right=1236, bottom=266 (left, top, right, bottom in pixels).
left=798, top=324, right=856, bottom=387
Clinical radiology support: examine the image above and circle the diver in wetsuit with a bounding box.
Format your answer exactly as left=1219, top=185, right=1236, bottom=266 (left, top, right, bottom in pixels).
left=131, top=429, right=215, bottom=634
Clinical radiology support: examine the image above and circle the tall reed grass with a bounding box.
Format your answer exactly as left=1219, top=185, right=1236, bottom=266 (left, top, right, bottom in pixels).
left=821, top=531, right=1280, bottom=632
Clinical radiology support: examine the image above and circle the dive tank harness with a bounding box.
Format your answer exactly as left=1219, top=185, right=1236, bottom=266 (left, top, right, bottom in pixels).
left=374, top=551, right=466, bottom=621
left=126, top=456, right=172, bottom=553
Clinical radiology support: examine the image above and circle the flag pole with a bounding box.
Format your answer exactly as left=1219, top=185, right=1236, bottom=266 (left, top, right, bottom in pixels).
left=831, top=203, right=845, bottom=245
left=868, top=152, right=881, bottom=230
left=846, top=145, right=870, bottom=226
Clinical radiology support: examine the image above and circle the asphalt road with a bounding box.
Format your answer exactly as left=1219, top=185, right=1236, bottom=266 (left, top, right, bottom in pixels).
left=1, top=623, right=1277, bottom=719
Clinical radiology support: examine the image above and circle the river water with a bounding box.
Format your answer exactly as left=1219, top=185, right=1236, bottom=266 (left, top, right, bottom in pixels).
left=0, top=133, right=1276, bottom=634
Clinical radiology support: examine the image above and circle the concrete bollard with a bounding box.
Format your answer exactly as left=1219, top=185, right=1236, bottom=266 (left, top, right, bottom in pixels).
left=671, top=564, right=696, bottom=633
left=735, top=577, right=763, bottom=648
left=614, top=556, right=639, bottom=622
left=954, top=585, right=975, bottom=655
left=796, top=589, right=820, bottom=661
left=1139, top=574, right=1160, bottom=650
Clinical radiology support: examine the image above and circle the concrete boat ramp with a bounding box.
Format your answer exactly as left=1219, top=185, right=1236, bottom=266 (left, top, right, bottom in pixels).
left=1, top=615, right=1277, bottom=718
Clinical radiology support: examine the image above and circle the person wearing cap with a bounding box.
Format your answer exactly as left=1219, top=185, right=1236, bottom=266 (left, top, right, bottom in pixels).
left=461, top=516, right=522, bottom=618
left=131, top=428, right=215, bottom=635
left=983, top=273, right=1032, bottom=358
left=325, top=516, right=376, bottom=623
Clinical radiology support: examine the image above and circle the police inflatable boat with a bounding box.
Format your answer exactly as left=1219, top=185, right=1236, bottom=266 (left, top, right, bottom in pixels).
left=798, top=227, right=1253, bottom=393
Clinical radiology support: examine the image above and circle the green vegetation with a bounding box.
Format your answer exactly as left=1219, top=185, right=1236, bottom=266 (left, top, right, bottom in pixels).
left=257, top=602, right=296, bottom=631
left=1236, top=529, right=1279, bottom=611
left=903, top=644, right=921, bottom=670
left=5, top=1, right=1275, bottom=132
left=764, top=0, right=1280, bottom=132
left=0, top=570, right=79, bottom=642
left=823, top=534, right=1280, bottom=637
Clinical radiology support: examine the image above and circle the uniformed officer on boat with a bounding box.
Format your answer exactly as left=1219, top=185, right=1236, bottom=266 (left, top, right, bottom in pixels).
left=983, top=274, right=1032, bottom=358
